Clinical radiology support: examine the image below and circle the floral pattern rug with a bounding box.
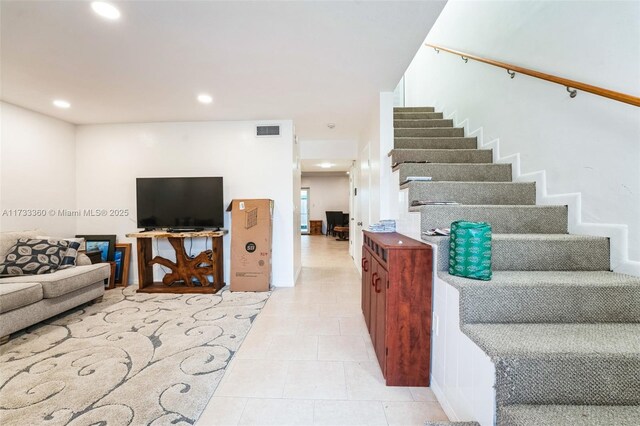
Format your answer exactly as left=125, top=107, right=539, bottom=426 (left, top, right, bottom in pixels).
left=0, top=286, right=269, bottom=425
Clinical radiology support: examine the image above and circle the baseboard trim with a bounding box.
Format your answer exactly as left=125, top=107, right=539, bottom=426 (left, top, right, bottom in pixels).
left=431, top=378, right=462, bottom=422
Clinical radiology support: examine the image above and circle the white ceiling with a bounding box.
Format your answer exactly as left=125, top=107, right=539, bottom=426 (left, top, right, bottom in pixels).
left=0, top=1, right=445, bottom=142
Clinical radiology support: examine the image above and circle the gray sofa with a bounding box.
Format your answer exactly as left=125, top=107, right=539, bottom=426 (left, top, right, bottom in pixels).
left=0, top=230, right=110, bottom=343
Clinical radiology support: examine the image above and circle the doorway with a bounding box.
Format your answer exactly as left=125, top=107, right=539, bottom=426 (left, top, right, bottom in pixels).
left=300, top=187, right=310, bottom=234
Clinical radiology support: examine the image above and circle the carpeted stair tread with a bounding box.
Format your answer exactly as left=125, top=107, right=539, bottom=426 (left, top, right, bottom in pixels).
left=490, top=234, right=611, bottom=271
left=395, top=163, right=512, bottom=182
left=394, top=137, right=477, bottom=150
left=440, top=270, right=640, bottom=289
left=394, top=112, right=443, bottom=120
left=394, top=118, right=454, bottom=128
left=462, top=323, right=640, bottom=406
left=413, top=205, right=568, bottom=234
left=498, top=233, right=603, bottom=240
left=422, top=233, right=610, bottom=271
left=497, top=405, right=640, bottom=426
left=395, top=127, right=465, bottom=137
left=390, top=148, right=493, bottom=164
left=394, top=106, right=435, bottom=112
left=403, top=181, right=536, bottom=205
left=438, top=271, right=640, bottom=323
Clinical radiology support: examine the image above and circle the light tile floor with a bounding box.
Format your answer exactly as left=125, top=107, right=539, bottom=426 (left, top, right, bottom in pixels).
left=197, top=236, right=448, bottom=426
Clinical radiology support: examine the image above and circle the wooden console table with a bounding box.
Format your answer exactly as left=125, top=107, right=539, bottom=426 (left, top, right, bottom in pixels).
left=126, top=230, right=227, bottom=294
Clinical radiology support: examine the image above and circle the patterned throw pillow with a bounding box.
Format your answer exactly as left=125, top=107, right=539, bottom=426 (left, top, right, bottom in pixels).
left=59, top=240, right=82, bottom=269
left=0, top=238, right=70, bottom=275
left=37, top=236, right=84, bottom=270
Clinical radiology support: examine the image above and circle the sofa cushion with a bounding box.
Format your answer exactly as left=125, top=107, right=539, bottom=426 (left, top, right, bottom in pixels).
left=0, top=263, right=110, bottom=298
left=0, top=238, right=70, bottom=275
left=0, top=230, right=42, bottom=261
left=76, top=253, right=92, bottom=266
left=0, top=282, right=43, bottom=313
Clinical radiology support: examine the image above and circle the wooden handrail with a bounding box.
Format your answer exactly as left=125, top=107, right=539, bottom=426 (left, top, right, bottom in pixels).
left=426, top=43, right=640, bottom=108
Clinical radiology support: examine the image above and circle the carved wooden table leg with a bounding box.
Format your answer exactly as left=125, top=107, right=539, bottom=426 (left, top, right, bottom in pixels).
left=136, top=238, right=154, bottom=290
left=149, top=237, right=214, bottom=286
left=211, top=236, right=224, bottom=291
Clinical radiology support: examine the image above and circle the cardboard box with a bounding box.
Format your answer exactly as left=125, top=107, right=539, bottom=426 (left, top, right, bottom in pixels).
left=227, top=199, right=273, bottom=291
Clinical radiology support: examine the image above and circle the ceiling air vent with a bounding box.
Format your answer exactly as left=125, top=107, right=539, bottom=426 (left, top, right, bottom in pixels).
left=256, top=125, right=280, bottom=137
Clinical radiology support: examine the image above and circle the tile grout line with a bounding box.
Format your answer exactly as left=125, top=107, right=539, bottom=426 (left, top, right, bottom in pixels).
left=381, top=399, right=391, bottom=426
left=235, top=398, right=250, bottom=426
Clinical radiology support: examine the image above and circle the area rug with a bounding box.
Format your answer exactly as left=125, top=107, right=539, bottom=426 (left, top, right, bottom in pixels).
left=0, top=286, right=270, bottom=425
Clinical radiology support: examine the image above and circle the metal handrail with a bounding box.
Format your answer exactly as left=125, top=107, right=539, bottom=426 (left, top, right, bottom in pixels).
left=426, top=43, right=640, bottom=108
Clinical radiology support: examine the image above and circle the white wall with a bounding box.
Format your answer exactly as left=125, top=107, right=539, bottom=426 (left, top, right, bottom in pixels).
left=0, top=102, right=77, bottom=236
left=404, top=0, right=640, bottom=273
left=301, top=174, right=350, bottom=234
left=299, top=139, right=358, bottom=160
left=378, top=92, right=396, bottom=221
left=74, top=120, right=297, bottom=287
left=357, top=92, right=395, bottom=226
left=353, top=92, right=395, bottom=270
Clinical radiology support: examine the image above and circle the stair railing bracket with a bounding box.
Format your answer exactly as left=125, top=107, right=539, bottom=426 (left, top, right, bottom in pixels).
left=434, top=47, right=440, bottom=54
left=461, top=56, right=469, bottom=63
left=566, top=86, right=577, bottom=98
left=507, top=69, right=516, bottom=79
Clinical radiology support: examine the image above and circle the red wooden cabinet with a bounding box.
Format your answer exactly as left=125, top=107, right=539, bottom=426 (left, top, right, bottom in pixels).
left=361, top=231, right=433, bottom=386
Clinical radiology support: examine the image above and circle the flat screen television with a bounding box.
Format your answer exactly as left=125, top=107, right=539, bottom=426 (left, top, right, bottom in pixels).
left=136, top=177, right=224, bottom=230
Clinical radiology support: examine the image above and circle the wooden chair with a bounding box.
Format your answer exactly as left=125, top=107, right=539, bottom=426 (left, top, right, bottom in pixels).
left=325, top=211, right=343, bottom=236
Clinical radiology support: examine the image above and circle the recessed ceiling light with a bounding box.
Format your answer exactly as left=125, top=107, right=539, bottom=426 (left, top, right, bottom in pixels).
left=318, top=162, right=333, bottom=169
left=53, top=99, right=71, bottom=109
left=91, top=2, right=121, bottom=20
left=197, top=94, right=213, bottom=104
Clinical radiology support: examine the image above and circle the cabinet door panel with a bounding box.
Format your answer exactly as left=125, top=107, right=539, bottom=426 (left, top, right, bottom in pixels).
left=369, top=260, right=379, bottom=341
left=361, top=249, right=372, bottom=328
left=374, top=266, right=387, bottom=372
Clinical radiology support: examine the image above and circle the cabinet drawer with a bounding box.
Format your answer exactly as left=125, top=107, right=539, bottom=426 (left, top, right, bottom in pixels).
left=363, top=234, right=388, bottom=268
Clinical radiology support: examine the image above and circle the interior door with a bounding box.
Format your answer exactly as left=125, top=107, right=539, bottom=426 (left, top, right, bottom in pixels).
left=355, top=144, right=370, bottom=273
left=349, top=164, right=356, bottom=259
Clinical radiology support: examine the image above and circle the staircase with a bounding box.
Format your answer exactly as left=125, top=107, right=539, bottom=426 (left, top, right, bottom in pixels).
left=392, top=107, right=640, bottom=426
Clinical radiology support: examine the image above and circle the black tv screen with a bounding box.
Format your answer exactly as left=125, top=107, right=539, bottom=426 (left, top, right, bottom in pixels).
left=136, top=177, right=224, bottom=229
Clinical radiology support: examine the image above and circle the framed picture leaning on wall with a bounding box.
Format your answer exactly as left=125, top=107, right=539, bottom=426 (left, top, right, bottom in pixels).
left=76, top=234, right=117, bottom=262
left=114, top=243, right=132, bottom=286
